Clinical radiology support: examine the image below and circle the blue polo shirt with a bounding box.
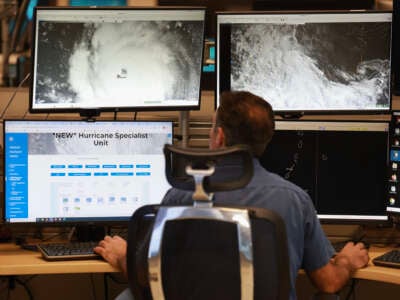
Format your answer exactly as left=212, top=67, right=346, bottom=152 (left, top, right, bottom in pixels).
left=161, top=158, right=335, bottom=300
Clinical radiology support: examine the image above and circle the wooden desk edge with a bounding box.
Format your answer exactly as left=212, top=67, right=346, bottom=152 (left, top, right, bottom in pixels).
left=0, top=243, right=119, bottom=276
left=0, top=262, right=119, bottom=276
left=354, top=246, right=400, bottom=285
left=1, top=244, right=400, bottom=284
left=298, top=246, right=400, bottom=285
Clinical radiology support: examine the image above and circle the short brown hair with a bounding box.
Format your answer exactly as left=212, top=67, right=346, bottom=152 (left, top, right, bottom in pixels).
left=216, top=91, right=275, bottom=157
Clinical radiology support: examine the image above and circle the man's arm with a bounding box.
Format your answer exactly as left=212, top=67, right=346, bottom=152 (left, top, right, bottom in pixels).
left=94, top=235, right=128, bottom=277
left=307, top=241, right=369, bottom=293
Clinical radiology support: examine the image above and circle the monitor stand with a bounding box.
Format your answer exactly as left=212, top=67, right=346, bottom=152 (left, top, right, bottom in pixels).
left=179, top=111, right=190, bottom=148
left=16, top=224, right=106, bottom=251
left=79, top=109, right=101, bottom=121
left=74, top=225, right=106, bottom=242
left=322, top=224, right=365, bottom=243
left=278, top=112, right=305, bottom=120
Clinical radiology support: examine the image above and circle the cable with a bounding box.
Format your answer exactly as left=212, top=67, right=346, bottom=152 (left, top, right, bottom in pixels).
left=14, top=278, right=33, bottom=300
left=106, top=273, right=127, bottom=285
left=344, top=278, right=357, bottom=300
left=90, top=274, right=97, bottom=300
left=6, top=285, right=10, bottom=300
left=40, top=231, right=69, bottom=242
left=103, top=273, right=109, bottom=300
left=103, top=273, right=128, bottom=300
left=3, top=276, right=33, bottom=300
left=2, top=0, right=30, bottom=85
left=18, top=276, right=37, bottom=285
left=22, top=106, right=29, bottom=119
left=67, top=226, right=76, bottom=242
left=0, top=72, right=30, bottom=120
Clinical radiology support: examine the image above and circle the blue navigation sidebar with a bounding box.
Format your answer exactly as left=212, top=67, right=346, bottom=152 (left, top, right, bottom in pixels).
left=5, top=133, right=28, bottom=219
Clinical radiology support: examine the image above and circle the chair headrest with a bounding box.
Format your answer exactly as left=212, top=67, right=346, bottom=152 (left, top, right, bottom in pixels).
left=163, top=144, right=254, bottom=193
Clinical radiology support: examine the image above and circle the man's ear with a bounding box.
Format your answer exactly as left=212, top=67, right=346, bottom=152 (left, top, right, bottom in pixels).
left=215, top=127, right=226, bottom=147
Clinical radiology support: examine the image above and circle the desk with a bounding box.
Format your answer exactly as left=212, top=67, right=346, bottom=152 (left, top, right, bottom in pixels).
left=295, top=246, right=400, bottom=285
left=354, top=246, right=400, bottom=285
left=0, top=243, right=119, bottom=276
left=0, top=243, right=399, bottom=284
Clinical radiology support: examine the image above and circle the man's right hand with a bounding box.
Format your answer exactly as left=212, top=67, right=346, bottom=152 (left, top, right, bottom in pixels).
left=308, top=241, right=370, bottom=294
left=94, top=235, right=128, bottom=277
left=337, top=241, right=370, bottom=271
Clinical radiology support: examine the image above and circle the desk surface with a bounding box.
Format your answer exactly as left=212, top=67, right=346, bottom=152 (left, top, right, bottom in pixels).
left=0, top=243, right=118, bottom=275
left=0, top=243, right=400, bottom=284
left=354, top=245, right=400, bottom=285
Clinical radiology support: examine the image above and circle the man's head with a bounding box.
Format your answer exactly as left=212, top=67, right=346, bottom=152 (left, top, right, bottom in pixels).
left=209, top=91, right=275, bottom=157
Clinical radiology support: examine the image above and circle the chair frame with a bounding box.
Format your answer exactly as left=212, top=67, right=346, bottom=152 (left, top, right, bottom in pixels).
left=127, top=145, right=290, bottom=300
left=148, top=206, right=254, bottom=300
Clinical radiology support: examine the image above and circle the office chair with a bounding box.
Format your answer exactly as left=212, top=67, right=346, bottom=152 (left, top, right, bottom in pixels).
left=126, top=144, right=291, bottom=300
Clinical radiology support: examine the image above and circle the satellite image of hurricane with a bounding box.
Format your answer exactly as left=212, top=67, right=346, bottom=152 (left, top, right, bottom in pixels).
left=230, top=22, right=391, bottom=111
left=34, top=20, right=203, bottom=107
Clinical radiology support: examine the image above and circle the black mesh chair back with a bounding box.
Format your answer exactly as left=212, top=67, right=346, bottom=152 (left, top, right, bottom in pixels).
left=127, top=145, right=291, bottom=300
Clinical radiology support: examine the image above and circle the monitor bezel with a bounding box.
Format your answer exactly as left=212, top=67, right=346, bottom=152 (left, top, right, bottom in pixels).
left=387, top=111, right=400, bottom=216
left=29, top=6, right=206, bottom=114
left=2, top=118, right=175, bottom=225
left=215, top=10, right=393, bottom=116
left=252, top=0, right=376, bottom=11
left=269, top=119, right=390, bottom=224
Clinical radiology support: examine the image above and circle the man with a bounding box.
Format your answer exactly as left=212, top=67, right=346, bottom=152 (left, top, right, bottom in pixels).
left=95, top=91, right=369, bottom=299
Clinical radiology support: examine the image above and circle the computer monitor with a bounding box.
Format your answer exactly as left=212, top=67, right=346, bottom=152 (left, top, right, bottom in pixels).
left=69, top=0, right=126, bottom=5
left=3, top=120, right=173, bottom=224
left=30, top=7, right=205, bottom=113
left=260, top=120, right=389, bottom=222
left=392, top=0, right=400, bottom=95
left=158, top=0, right=252, bottom=38
left=387, top=111, right=400, bottom=215
left=157, top=1, right=251, bottom=90
left=252, top=0, right=375, bottom=10
left=217, top=11, right=392, bottom=114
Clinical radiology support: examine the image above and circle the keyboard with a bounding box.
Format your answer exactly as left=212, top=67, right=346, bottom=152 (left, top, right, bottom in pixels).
left=109, top=226, right=128, bottom=240
left=330, top=240, right=369, bottom=254
left=373, top=249, right=400, bottom=268
left=331, top=240, right=349, bottom=253
left=37, top=241, right=101, bottom=261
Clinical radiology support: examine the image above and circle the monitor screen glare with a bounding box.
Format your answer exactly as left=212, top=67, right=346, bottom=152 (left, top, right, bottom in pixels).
left=4, top=120, right=173, bottom=223
left=31, top=8, right=205, bottom=112
left=217, top=12, right=392, bottom=113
